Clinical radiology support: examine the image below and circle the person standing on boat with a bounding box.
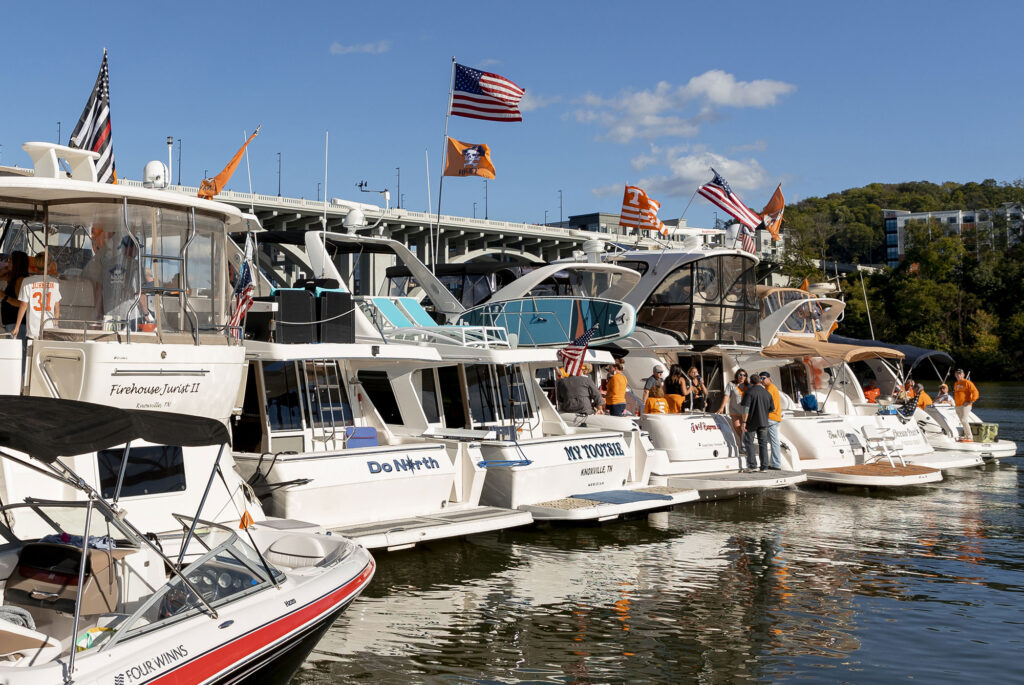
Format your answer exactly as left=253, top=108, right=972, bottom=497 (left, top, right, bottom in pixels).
left=12, top=254, right=61, bottom=339
left=1, top=251, right=29, bottom=338
left=663, top=364, right=688, bottom=414
left=642, top=364, right=666, bottom=408
left=915, top=383, right=933, bottom=408
left=604, top=359, right=628, bottom=417
left=739, top=374, right=773, bottom=472
left=862, top=379, right=881, bottom=403
left=83, top=229, right=143, bottom=327
left=759, top=372, right=784, bottom=469
left=644, top=383, right=669, bottom=414
left=687, top=366, right=708, bottom=412
left=557, top=362, right=604, bottom=415
left=953, top=369, right=980, bottom=441
left=719, top=369, right=748, bottom=438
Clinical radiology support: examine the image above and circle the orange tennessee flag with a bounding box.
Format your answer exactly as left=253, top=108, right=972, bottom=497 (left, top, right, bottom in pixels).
left=444, top=137, right=496, bottom=179
left=199, top=126, right=261, bottom=200
left=238, top=510, right=255, bottom=530
left=620, top=185, right=667, bottom=236
left=760, top=184, right=784, bottom=241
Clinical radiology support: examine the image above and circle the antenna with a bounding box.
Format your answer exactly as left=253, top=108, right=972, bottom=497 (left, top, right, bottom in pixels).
left=243, top=129, right=254, bottom=214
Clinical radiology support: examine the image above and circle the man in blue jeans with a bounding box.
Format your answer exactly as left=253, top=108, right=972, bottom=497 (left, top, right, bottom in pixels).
left=759, top=372, right=783, bottom=469
left=739, top=374, right=773, bottom=471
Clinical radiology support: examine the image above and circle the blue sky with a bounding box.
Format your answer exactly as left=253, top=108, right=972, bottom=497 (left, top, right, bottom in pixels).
left=4, top=1, right=1023, bottom=228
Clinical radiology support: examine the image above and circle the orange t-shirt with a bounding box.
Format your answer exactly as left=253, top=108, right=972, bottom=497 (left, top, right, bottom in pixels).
left=863, top=386, right=880, bottom=403
left=954, top=379, right=979, bottom=406
left=665, top=394, right=685, bottom=413
left=765, top=382, right=782, bottom=422
left=606, top=372, right=627, bottom=405
left=916, top=390, right=933, bottom=408
left=644, top=397, right=668, bottom=414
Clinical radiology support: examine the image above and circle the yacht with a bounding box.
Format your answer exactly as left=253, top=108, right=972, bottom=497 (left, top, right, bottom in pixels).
left=235, top=228, right=697, bottom=531
left=830, top=333, right=1017, bottom=460
left=231, top=230, right=533, bottom=551
left=0, top=397, right=373, bottom=683
left=0, top=142, right=269, bottom=538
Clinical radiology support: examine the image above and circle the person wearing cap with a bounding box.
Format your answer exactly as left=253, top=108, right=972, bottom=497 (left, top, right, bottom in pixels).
left=759, top=372, right=784, bottom=469
left=556, top=362, right=603, bottom=416
left=934, top=383, right=954, bottom=405
left=953, top=369, right=980, bottom=441
left=642, top=363, right=666, bottom=409
left=739, top=373, right=773, bottom=471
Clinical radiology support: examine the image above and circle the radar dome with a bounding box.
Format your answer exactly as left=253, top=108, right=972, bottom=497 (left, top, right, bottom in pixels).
left=142, top=161, right=170, bottom=189
left=343, top=208, right=366, bottom=232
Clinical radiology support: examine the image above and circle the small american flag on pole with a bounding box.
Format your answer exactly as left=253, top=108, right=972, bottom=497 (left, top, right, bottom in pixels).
left=620, top=185, right=668, bottom=236
left=737, top=224, right=757, bottom=254
left=558, top=323, right=600, bottom=376
left=450, top=64, right=525, bottom=122
left=229, top=235, right=256, bottom=338
left=698, top=169, right=761, bottom=230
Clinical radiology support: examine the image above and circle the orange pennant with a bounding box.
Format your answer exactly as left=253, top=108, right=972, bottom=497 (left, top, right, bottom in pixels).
left=199, top=126, right=260, bottom=200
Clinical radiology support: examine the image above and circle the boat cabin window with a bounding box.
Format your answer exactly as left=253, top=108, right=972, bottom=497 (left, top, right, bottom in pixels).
left=417, top=369, right=442, bottom=424
left=761, top=289, right=825, bottom=335
left=0, top=201, right=229, bottom=335
left=356, top=370, right=403, bottom=425
left=263, top=361, right=304, bottom=431
left=234, top=363, right=264, bottom=453
left=97, top=446, right=187, bottom=498
left=638, top=255, right=758, bottom=345
left=779, top=361, right=811, bottom=399
left=438, top=366, right=468, bottom=428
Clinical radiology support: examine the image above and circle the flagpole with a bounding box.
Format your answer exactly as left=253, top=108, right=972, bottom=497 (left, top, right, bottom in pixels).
left=435, top=56, right=456, bottom=268
left=243, top=129, right=255, bottom=214
left=425, top=148, right=435, bottom=273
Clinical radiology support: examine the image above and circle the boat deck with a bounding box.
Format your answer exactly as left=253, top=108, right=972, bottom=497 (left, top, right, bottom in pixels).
left=804, top=462, right=942, bottom=487
left=331, top=506, right=533, bottom=552
left=522, top=486, right=698, bottom=522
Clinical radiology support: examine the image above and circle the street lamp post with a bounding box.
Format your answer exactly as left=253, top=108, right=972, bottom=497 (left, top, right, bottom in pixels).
left=177, top=139, right=182, bottom=186
left=544, top=209, right=548, bottom=225
left=57, top=122, right=61, bottom=145
left=277, top=152, right=282, bottom=197
left=317, top=182, right=321, bottom=202
left=473, top=202, right=477, bottom=218
left=395, top=167, right=401, bottom=208
left=484, top=179, right=488, bottom=219
left=559, top=189, right=563, bottom=226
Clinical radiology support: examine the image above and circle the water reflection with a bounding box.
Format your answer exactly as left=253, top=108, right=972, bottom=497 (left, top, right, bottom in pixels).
left=295, top=388, right=1023, bottom=684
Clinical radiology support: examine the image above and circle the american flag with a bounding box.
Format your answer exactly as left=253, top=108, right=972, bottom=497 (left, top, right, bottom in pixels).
left=619, top=185, right=668, bottom=236
left=69, top=50, right=116, bottom=183
left=450, top=63, right=525, bottom=122
left=737, top=224, right=757, bottom=254
left=697, top=168, right=761, bottom=230
left=229, top=235, right=256, bottom=338
left=558, top=323, right=600, bottom=377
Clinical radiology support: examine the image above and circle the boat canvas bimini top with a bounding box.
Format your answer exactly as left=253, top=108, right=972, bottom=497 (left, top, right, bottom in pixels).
left=0, top=396, right=373, bottom=684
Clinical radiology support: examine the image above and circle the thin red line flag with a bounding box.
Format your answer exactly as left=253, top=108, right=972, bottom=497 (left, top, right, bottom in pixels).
left=70, top=49, right=116, bottom=183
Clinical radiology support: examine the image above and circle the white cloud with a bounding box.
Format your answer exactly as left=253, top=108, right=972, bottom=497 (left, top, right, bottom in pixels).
left=575, top=70, right=795, bottom=143
left=637, top=146, right=770, bottom=199
left=729, top=140, right=767, bottom=153
left=478, top=58, right=500, bottom=67
left=590, top=184, right=622, bottom=199
left=329, top=40, right=392, bottom=55
left=519, top=92, right=560, bottom=112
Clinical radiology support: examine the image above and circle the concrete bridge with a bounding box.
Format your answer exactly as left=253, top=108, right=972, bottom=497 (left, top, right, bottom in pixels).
left=120, top=181, right=672, bottom=265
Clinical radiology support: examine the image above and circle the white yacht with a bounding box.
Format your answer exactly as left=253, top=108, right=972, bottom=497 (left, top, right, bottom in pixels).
left=235, top=228, right=697, bottom=531
left=0, top=397, right=373, bottom=684
left=0, top=142, right=268, bottom=538
left=231, top=230, right=533, bottom=551
left=830, top=332, right=1017, bottom=460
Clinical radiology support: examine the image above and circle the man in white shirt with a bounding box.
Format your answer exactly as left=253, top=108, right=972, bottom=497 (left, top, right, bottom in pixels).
left=13, top=255, right=61, bottom=339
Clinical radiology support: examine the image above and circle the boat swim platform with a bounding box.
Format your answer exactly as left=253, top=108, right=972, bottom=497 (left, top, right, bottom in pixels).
left=903, top=451, right=985, bottom=470
left=651, top=470, right=807, bottom=500
left=803, top=462, right=942, bottom=487
left=932, top=439, right=1016, bottom=460
left=330, top=506, right=533, bottom=552
left=521, top=486, right=699, bottom=522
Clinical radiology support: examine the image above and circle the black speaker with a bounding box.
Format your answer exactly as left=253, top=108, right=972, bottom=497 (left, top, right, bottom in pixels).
left=243, top=297, right=275, bottom=341
left=319, top=290, right=354, bottom=344
left=275, top=289, right=317, bottom=343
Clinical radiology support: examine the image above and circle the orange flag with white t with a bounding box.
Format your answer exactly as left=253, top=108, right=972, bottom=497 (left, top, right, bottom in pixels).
left=620, top=185, right=667, bottom=236
left=760, top=184, right=784, bottom=241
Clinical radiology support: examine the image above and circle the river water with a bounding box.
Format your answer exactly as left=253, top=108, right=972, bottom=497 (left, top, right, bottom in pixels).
left=294, top=384, right=1024, bottom=684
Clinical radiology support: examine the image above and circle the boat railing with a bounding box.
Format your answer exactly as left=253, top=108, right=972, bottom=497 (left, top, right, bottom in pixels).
left=356, top=296, right=510, bottom=349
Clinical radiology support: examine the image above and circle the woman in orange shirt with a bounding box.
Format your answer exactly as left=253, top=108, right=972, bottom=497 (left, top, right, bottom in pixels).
left=644, top=383, right=669, bottom=414
left=604, top=359, right=628, bottom=416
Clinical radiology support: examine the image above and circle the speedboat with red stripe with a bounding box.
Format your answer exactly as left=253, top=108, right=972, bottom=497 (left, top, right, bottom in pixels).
left=0, top=397, right=374, bottom=684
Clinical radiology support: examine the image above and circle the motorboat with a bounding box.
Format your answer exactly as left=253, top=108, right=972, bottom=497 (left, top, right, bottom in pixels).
left=830, top=333, right=1017, bottom=460
left=240, top=229, right=697, bottom=526
left=0, top=397, right=373, bottom=683
left=230, top=230, right=533, bottom=551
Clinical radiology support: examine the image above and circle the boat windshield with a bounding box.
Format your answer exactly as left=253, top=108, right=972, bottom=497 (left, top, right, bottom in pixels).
left=760, top=289, right=825, bottom=336
left=637, top=254, right=759, bottom=346
left=0, top=500, right=136, bottom=546
left=104, top=516, right=279, bottom=646
left=0, top=200, right=229, bottom=336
